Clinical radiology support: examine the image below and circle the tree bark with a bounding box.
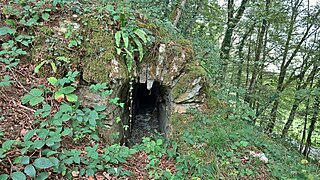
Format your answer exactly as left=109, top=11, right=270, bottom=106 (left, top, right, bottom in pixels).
left=219, top=0, right=249, bottom=80
left=281, top=65, right=318, bottom=138
left=245, top=0, right=270, bottom=104
left=303, top=79, right=320, bottom=156
left=265, top=0, right=318, bottom=133
left=173, top=0, right=187, bottom=27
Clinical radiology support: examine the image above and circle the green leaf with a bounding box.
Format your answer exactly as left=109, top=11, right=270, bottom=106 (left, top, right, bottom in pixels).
left=49, top=157, right=59, bottom=167
left=0, top=27, right=16, bottom=36
left=122, top=31, right=129, bottom=49
left=66, top=94, right=78, bottom=102
left=116, top=48, right=121, bottom=55
left=50, top=61, right=57, bottom=73
left=23, top=129, right=35, bottom=141
left=24, top=165, right=36, bottom=178
left=5, top=19, right=15, bottom=26
left=25, top=17, right=38, bottom=26
left=42, top=13, right=50, bottom=21
left=134, top=29, right=147, bottom=43
left=10, top=172, right=26, bottom=180
left=60, top=86, right=75, bottom=94
left=0, top=174, right=9, bottom=180
left=89, top=118, right=96, bottom=126
left=36, top=172, right=49, bottom=180
left=56, top=56, right=70, bottom=62
left=34, top=61, right=46, bottom=73
left=2, top=140, right=16, bottom=151
left=33, top=157, right=54, bottom=169
left=133, top=37, right=144, bottom=61
left=33, top=140, right=45, bottom=149
left=20, top=156, right=30, bottom=165
left=0, top=75, right=13, bottom=87
left=94, top=105, right=106, bottom=112
left=115, top=31, right=121, bottom=47
left=46, top=150, right=58, bottom=157
left=30, top=89, right=43, bottom=97
left=29, top=97, right=45, bottom=106
left=61, top=128, right=72, bottom=136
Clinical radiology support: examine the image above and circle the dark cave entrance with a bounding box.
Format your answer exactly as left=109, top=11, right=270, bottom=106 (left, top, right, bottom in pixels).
left=121, top=81, right=171, bottom=146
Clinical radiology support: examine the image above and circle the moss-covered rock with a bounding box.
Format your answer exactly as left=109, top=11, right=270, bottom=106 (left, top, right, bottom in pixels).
left=172, top=62, right=207, bottom=100
left=81, top=30, right=127, bottom=83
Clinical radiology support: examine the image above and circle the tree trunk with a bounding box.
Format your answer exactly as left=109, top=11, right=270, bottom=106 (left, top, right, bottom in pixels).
left=300, top=94, right=310, bottom=153
left=245, top=0, right=270, bottom=104
left=281, top=65, right=318, bottom=138
left=237, top=24, right=255, bottom=90
left=219, top=0, right=249, bottom=80
left=303, top=79, right=320, bottom=156
left=173, top=0, right=187, bottom=27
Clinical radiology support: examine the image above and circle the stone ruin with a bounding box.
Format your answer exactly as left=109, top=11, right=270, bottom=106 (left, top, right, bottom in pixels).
left=31, top=17, right=207, bottom=146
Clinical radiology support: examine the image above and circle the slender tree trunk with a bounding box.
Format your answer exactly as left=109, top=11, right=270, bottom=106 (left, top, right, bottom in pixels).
left=303, top=79, right=320, bottom=156
left=300, top=93, right=310, bottom=153
left=245, top=43, right=251, bottom=87
left=219, top=0, right=249, bottom=80
left=173, top=0, right=187, bottom=27
left=265, top=0, right=317, bottom=133
left=236, top=25, right=255, bottom=89
left=281, top=99, right=300, bottom=138
left=245, top=0, right=270, bottom=104
left=281, top=65, right=318, bottom=138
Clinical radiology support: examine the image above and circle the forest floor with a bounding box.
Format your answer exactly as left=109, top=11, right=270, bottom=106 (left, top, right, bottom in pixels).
left=1, top=60, right=320, bottom=179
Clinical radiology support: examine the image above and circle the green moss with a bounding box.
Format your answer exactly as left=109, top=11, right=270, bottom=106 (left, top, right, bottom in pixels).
left=81, top=29, right=127, bottom=83
left=172, top=62, right=207, bottom=99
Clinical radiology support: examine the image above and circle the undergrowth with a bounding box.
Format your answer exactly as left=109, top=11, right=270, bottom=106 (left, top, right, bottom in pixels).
left=0, top=0, right=319, bottom=179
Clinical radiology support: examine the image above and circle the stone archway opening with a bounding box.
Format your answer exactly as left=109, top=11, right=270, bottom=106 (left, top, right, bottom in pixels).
left=122, top=81, right=171, bottom=146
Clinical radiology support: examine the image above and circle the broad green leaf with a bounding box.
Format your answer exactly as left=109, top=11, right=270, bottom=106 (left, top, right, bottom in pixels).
left=66, top=94, right=78, bottom=102
left=0, top=75, right=13, bottom=87
left=46, top=150, right=58, bottom=157
left=134, top=29, right=147, bottom=43
left=34, top=61, right=46, bottom=73
left=30, top=89, right=43, bottom=97
left=25, top=17, right=38, bottom=26
left=24, top=165, right=36, bottom=178
left=61, top=128, right=72, bottom=136
left=29, top=97, right=45, bottom=106
left=23, top=129, right=35, bottom=141
left=21, top=94, right=32, bottom=104
left=36, top=172, right=49, bottom=180
left=5, top=19, right=15, bottom=26
left=33, top=157, right=54, bottom=169
left=115, top=31, right=121, bottom=47
left=94, top=105, right=106, bottom=112
left=60, top=86, right=75, bottom=94
left=33, top=140, right=45, bottom=149
left=42, top=13, right=50, bottom=21
left=10, top=172, right=26, bottom=180
left=89, top=118, right=96, bottom=126
left=2, top=140, right=16, bottom=151
left=0, top=174, right=9, bottom=180
left=49, top=157, right=59, bottom=167
left=0, top=27, right=16, bottom=36
left=20, top=156, right=30, bottom=164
